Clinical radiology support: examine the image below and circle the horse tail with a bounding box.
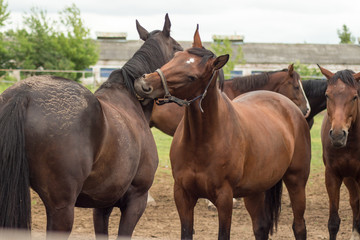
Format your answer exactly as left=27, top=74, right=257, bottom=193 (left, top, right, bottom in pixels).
left=0, top=93, right=31, bottom=229
left=265, top=179, right=283, bottom=235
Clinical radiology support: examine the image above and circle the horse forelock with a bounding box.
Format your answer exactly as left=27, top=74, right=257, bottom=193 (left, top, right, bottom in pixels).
left=328, top=69, right=357, bottom=88
left=187, top=47, right=216, bottom=66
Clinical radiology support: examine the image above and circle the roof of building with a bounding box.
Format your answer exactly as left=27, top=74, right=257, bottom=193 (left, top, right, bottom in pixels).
left=98, top=40, right=360, bottom=65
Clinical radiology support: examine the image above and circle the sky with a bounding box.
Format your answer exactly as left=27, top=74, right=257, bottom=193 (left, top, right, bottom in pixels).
left=5, top=0, right=360, bottom=44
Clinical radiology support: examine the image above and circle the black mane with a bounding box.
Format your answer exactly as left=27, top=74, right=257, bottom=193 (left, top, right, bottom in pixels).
left=230, top=69, right=289, bottom=92
left=97, top=34, right=167, bottom=96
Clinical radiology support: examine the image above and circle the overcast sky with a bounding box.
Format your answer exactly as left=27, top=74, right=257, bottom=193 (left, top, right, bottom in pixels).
left=5, top=0, right=360, bottom=44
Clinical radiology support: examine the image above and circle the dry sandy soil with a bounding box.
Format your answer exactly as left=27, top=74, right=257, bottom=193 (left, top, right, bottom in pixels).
left=25, top=165, right=354, bottom=240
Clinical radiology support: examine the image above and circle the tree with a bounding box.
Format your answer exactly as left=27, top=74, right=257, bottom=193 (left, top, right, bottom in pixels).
left=58, top=4, right=98, bottom=73
left=293, top=60, right=322, bottom=80
left=211, top=38, right=245, bottom=76
left=0, top=0, right=10, bottom=71
left=337, top=24, right=355, bottom=44
left=4, top=4, right=98, bottom=80
left=0, top=0, right=9, bottom=27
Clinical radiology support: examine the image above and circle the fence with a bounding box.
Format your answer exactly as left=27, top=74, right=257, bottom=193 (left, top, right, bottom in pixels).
left=0, top=69, right=95, bottom=85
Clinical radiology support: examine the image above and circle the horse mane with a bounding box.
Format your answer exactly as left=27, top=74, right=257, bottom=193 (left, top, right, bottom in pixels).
left=96, top=31, right=167, bottom=96
left=301, top=79, right=327, bottom=98
left=187, top=47, right=225, bottom=88
left=230, top=69, right=288, bottom=92
left=329, top=69, right=357, bottom=87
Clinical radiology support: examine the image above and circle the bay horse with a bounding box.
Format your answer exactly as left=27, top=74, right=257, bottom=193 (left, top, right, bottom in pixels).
left=135, top=26, right=311, bottom=240
left=318, top=66, right=360, bottom=240
left=0, top=14, right=182, bottom=239
left=301, top=79, right=327, bottom=128
left=150, top=65, right=310, bottom=136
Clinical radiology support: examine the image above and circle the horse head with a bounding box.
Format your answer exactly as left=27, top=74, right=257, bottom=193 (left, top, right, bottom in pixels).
left=134, top=25, right=228, bottom=107
left=275, top=64, right=311, bottom=117
left=319, top=65, right=360, bottom=148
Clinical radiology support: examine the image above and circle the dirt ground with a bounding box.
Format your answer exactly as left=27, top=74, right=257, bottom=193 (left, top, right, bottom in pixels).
left=27, top=165, right=354, bottom=240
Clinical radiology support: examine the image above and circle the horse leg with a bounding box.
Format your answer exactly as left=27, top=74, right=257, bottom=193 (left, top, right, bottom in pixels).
left=244, top=193, right=270, bottom=240
left=214, top=186, right=233, bottom=240
left=325, top=168, right=342, bottom=240
left=44, top=204, right=75, bottom=239
left=93, top=207, right=114, bottom=239
left=283, top=171, right=307, bottom=240
left=344, top=178, right=360, bottom=240
left=117, top=189, right=148, bottom=238
left=174, top=183, right=196, bottom=240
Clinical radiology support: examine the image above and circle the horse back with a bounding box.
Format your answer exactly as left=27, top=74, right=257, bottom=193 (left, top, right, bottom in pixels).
left=231, top=91, right=311, bottom=192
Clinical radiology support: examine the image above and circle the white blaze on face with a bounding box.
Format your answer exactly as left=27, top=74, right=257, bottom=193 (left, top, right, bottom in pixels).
left=186, top=58, right=195, bottom=64
left=299, top=79, right=311, bottom=117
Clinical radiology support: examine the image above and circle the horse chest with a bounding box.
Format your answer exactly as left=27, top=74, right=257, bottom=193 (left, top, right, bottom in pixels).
left=326, top=147, right=360, bottom=178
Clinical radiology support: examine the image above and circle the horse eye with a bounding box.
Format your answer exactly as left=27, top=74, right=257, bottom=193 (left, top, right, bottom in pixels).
left=188, top=76, right=196, bottom=82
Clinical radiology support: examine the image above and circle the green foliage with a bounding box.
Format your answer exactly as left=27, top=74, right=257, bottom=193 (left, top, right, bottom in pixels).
left=0, top=0, right=9, bottom=27
left=293, top=60, right=322, bottom=79
left=2, top=4, right=98, bottom=80
left=337, top=24, right=355, bottom=44
left=210, top=39, right=245, bottom=76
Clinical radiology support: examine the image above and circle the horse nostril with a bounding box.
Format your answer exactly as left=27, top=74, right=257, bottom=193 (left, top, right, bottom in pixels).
left=142, top=85, right=153, bottom=93
left=342, top=130, right=347, bottom=137
left=329, top=130, right=333, bottom=137
left=142, top=74, right=146, bottom=78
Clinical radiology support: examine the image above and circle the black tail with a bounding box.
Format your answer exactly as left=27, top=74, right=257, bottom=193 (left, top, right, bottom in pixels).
left=265, top=180, right=283, bottom=235
left=0, top=94, right=31, bottom=229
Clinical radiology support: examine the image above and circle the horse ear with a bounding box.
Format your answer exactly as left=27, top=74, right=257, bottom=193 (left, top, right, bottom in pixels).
left=317, top=64, right=334, bottom=80
left=162, top=13, right=171, bottom=38
left=353, top=72, right=360, bottom=82
left=213, top=54, right=229, bottom=70
left=288, top=63, right=294, bottom=76
left=136, top=19, right=149, bottom=41
left=192, top=24, right=203, bottom=48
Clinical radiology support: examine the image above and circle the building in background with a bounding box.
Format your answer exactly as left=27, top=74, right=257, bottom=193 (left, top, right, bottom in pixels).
left=89, top=32, right=360, bottom=83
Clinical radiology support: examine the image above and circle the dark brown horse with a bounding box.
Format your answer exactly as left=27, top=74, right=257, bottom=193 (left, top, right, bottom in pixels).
left=318, top=66, right=360, bottom=240
left=0, top=14, right=182, bottom=239
left=301, top=79, right=327, bottom=128
left=150, top=65, right=310, bottom=136
left=135, top=26, right=311, bottom=240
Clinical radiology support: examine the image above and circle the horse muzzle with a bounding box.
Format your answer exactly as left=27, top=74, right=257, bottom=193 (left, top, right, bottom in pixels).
left=329, top=129, right=348, bottom=148
left=134, top=75, right=155, bottom=98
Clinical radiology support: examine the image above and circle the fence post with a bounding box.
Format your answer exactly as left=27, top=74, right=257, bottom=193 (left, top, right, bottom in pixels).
left=13, top=70, right=21, bottom=82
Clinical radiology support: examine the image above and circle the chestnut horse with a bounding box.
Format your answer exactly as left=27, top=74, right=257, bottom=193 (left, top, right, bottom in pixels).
left=150, top=65, right=310, bottom=136
left=135, top=26, right=311, bottom=240
left=0, top=14, right=182, bottom=239
left=319, top=66, right=360, bottom=240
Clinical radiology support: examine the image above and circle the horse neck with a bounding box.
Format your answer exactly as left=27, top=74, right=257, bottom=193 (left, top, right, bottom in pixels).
left=182, top=80, right=225, bottom=142
left=225, top=73, right=273, bottom=98
left=266, top=72, right=286, bottom=92
left=95, top=74, right=153, bottom=123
